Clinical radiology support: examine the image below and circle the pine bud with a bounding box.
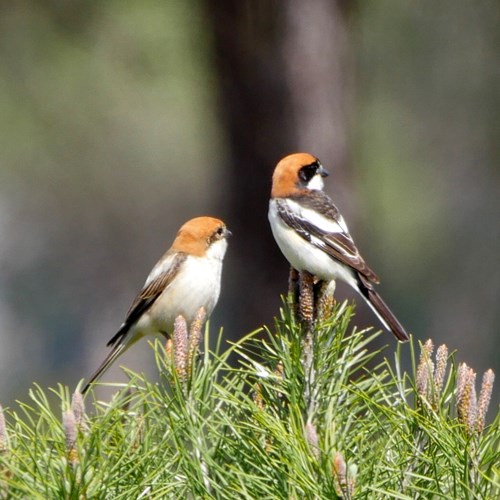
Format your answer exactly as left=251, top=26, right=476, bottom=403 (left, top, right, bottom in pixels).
left=173, top=315, right=189, bottom=382
left=305, top=422, right=320, bottom=459
left=62, top=410, right=78, bottom=466
left=299, top=271, right=315, bottom=326
left=416, top=339, right=434, bottom=399
left=456, top=364, right=478, bottom=435
left=188, top=306, right=206, bottom=375
left=476, top=369, right=495, bottom=434
left=432, top=344, right=448, bottom=406
left=71, top=390, right=86, bottom=429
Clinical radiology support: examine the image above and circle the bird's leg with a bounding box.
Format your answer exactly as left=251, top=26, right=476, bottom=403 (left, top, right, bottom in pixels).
left=288, top=266, right=299, bottom=295
left=316, top=279, right=337, bottom=322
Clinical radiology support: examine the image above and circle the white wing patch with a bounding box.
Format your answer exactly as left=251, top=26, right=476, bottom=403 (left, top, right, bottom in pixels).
left=285, top=199, right=349, bottom=235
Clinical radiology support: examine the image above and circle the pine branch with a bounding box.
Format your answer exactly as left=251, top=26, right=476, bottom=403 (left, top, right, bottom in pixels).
left=0, top=302, right=497, bottom=498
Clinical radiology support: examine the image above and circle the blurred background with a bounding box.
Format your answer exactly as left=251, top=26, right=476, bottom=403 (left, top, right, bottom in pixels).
left=0, top=1, right=498, bottom=405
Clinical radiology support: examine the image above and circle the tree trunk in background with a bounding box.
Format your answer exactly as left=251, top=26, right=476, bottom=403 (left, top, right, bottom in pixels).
left=283, top=0, right=353, bottom=193
left=205, top=0, right=352, bottom=338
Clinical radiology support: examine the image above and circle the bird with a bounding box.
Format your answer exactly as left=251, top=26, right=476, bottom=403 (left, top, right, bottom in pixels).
left=82, top=216, right=231, bottom=394
left=268, top=152, right=409, bottom=341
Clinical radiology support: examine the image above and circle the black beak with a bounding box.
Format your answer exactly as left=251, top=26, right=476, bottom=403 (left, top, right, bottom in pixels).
left=318, top=164, right=329, bottom=177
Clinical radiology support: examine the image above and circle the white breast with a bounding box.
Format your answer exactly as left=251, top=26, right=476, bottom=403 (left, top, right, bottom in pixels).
left=136, top=245, right=226, bottom=336
left=268, top=199, right=357, bottom=288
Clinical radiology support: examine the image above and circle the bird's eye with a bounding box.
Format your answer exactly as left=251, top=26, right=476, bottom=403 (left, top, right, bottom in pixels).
left=210, top=227, right=225, bottom=242
left=299, top=163, right=319, bottom=182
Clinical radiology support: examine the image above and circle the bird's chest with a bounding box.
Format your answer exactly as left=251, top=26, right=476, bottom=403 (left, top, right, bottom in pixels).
left=268, top=200, right=354, bottom=283
left=144, top=257, right=222, bottom=334
left=269, top=202, right=326, bottom=271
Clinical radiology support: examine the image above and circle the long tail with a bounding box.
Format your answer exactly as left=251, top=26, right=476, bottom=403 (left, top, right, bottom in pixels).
left=82, top=326, right=133, bottom=394
left=356, top=276, right=409, bottom=342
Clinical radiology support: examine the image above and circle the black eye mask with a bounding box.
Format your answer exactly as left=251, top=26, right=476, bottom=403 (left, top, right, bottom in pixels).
left=298, top=163, right=319, bottom=183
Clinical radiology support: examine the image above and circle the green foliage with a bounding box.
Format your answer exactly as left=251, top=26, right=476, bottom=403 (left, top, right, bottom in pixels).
left=0, top=302, right=498, bottom=499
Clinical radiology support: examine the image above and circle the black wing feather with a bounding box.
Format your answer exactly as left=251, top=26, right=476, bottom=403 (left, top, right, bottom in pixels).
left=107, top=252, right=187, bottom=347
left=276, top=192, right=380, bottom=283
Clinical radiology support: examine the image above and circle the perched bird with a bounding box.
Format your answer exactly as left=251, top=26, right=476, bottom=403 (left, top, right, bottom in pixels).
left=268, top=152, right=409, bottom=341
left=82, top=216, right=231, bottom=394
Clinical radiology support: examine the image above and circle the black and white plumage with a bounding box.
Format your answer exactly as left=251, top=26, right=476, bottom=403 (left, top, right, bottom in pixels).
left=268, top=152, right=409, bottom=342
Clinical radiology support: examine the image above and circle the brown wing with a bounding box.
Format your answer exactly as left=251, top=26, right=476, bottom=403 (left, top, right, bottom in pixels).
left=277, top=193, right=380, bottom=283
left=106, top=252, right=187, bottom=346
left=315, top=229, right=379, bottom=283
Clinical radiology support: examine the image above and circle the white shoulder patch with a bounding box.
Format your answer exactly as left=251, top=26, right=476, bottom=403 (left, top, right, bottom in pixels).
left=285, top=199, right=349, bottom=235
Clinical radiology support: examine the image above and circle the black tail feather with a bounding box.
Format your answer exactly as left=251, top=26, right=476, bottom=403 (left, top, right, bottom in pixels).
left=356, top=276, right=409, bottom=342
left=365, top=288, right=409, bottom=342
left=82, top=341, right=128, bottom=395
